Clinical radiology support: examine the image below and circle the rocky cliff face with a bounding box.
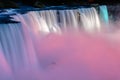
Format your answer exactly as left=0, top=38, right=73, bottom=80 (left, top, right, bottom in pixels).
left=0, top=0, right=119, bottom=8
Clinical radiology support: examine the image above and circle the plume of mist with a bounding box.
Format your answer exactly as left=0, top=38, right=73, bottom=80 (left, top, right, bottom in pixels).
left=0, top=20, right=120, bottom=80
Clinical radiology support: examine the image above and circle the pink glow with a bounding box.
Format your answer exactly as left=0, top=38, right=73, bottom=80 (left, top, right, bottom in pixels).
left=0, top=30, right=120, bottom=80
left=0, top=8, right=120, bottom=80
left=20, top=31, right=120, bottom=80
left=0, top=50, right=12, bottom=80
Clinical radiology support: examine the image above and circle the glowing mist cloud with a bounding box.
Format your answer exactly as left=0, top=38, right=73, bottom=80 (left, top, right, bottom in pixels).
left=4, top=31, right=120, bottom=80
left=36, top=32, right=120, bottom=80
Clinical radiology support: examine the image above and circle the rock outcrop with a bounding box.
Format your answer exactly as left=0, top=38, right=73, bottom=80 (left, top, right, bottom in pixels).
left=0, top=0, right=119, bottom=8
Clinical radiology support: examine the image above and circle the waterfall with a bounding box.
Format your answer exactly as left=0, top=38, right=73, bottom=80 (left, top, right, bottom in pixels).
left=99, top=5, right=109, bottom=26
left=1, top=5, right=119, bottom=80
left=0, top=6, right=109, bottom=71
left=79, top=7, right=101, bottom=32
left=13, top=6, right=106, bottom=33
left=0, top=23, right=39, bottom=70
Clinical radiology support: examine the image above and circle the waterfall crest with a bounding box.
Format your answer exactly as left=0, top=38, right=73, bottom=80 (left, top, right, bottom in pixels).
left=13, top=7, right=106, bottom=33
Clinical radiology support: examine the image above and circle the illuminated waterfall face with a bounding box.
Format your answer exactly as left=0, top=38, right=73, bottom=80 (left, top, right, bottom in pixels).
left=0, top=6, right=120, bottom=80
left=14, top=7, right=103, bottom=33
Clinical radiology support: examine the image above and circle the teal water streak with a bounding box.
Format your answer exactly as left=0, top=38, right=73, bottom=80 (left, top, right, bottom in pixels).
left=99, top=5, right=109, bottom=25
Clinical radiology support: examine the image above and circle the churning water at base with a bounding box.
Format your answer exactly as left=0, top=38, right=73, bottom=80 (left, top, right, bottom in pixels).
left=0, top=5, right=120, bottom=80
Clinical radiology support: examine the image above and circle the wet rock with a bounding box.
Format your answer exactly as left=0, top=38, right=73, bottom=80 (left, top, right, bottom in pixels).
left=4, top=1, right=19, bottom=8
left=21, top=0, right=37, bottom=6
left=0, top=1, right=19, bottom=8
left=34, top=1, right=45, bottom=8
left=0, top=2, right=5, bottom=8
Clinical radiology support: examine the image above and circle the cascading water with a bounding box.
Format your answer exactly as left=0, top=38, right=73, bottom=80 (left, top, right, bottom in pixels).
left=14, top=6, right=105, bottom=33
left=0, top=5, right=120, bottom=80
left=99, top=5, right=109, bottom=24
